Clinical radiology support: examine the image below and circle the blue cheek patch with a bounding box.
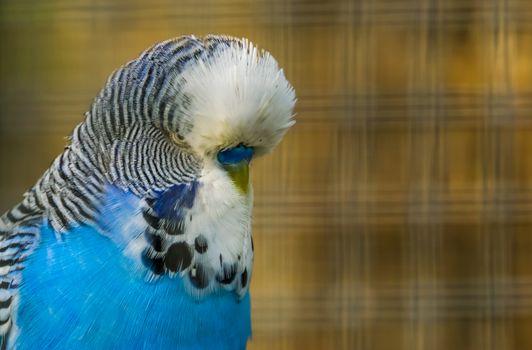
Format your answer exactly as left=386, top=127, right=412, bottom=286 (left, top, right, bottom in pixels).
left=217, top=144, right=254, bottom=165
left=152, top=182, right=198, bottom=218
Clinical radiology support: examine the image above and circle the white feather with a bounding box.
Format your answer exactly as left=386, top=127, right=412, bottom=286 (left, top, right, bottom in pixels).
left=179, top=39, right=296, bottom=157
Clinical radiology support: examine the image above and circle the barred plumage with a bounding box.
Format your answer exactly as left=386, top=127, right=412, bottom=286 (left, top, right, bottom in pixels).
left=0, top=34, right=296, bottom=348
left=3, top=36, right=228, bottom=232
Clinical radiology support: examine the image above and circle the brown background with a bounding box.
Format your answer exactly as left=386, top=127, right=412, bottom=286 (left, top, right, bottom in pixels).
left=1, top=0, right=532, bottom=349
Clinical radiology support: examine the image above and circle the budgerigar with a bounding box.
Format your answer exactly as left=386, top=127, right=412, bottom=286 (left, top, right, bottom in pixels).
left=0, top=35, right=295, bottom=349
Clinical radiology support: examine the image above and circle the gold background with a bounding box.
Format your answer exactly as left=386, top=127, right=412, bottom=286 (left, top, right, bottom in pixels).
left=1, top=0, right=532, bottom=349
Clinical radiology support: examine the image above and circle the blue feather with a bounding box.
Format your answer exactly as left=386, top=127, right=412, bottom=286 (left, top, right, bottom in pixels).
left=15, top=223, right=251, bottom=349
left=152, top=182, right=198, bottom=219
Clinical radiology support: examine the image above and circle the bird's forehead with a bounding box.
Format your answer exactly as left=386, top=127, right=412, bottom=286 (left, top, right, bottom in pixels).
left=176, top=40, right=296, bottom=156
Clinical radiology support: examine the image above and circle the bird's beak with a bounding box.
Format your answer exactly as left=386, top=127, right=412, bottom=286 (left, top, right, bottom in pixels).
left=222, top=161, right=250, bottom=195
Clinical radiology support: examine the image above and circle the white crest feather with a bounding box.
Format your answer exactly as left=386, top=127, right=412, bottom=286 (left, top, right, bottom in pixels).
left=179, top=38, right=296, bottom=156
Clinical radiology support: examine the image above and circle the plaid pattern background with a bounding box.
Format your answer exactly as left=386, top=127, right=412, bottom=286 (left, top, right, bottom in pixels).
left=1, top=0, right=532, bottom=349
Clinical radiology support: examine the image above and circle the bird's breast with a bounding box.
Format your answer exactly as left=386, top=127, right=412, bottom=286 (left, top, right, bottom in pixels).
left=97, top=174, right=254, bottom=300
left=15, top=224, right=251, bottom=349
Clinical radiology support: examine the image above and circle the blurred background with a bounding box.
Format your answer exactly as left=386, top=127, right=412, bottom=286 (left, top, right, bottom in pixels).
left=1, top=0, right=532, bottom=349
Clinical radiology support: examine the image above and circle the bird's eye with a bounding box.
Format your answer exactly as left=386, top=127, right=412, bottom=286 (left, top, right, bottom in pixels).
left=217, top=144, right=254, bottom=165
left=169, top=131, right=187, bottom=147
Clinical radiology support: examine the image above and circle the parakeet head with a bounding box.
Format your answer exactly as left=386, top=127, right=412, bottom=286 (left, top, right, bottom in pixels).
left=24, top=35, right=295, bottom=298
left=73, top=35, right=295, bottom=197
left=165, top=35, right=296, bottom=196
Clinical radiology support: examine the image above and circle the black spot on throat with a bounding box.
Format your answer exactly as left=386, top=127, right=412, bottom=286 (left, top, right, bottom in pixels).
left=241, top=269, right=248, bottom=287
left=164, top=220, right=184, bottom=236
left=216, top=263, right=237, bottom=284
left=189, top=264, right=209, bottom=289
left=194, top=235, right=208, bottom=254
left=144, top=229, right=163, bottom=252
left=142, top=210, right=160, bottom=229
left=164, top=242, right=192, bottom=272
left=141, top=248, right=164, bottom=275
